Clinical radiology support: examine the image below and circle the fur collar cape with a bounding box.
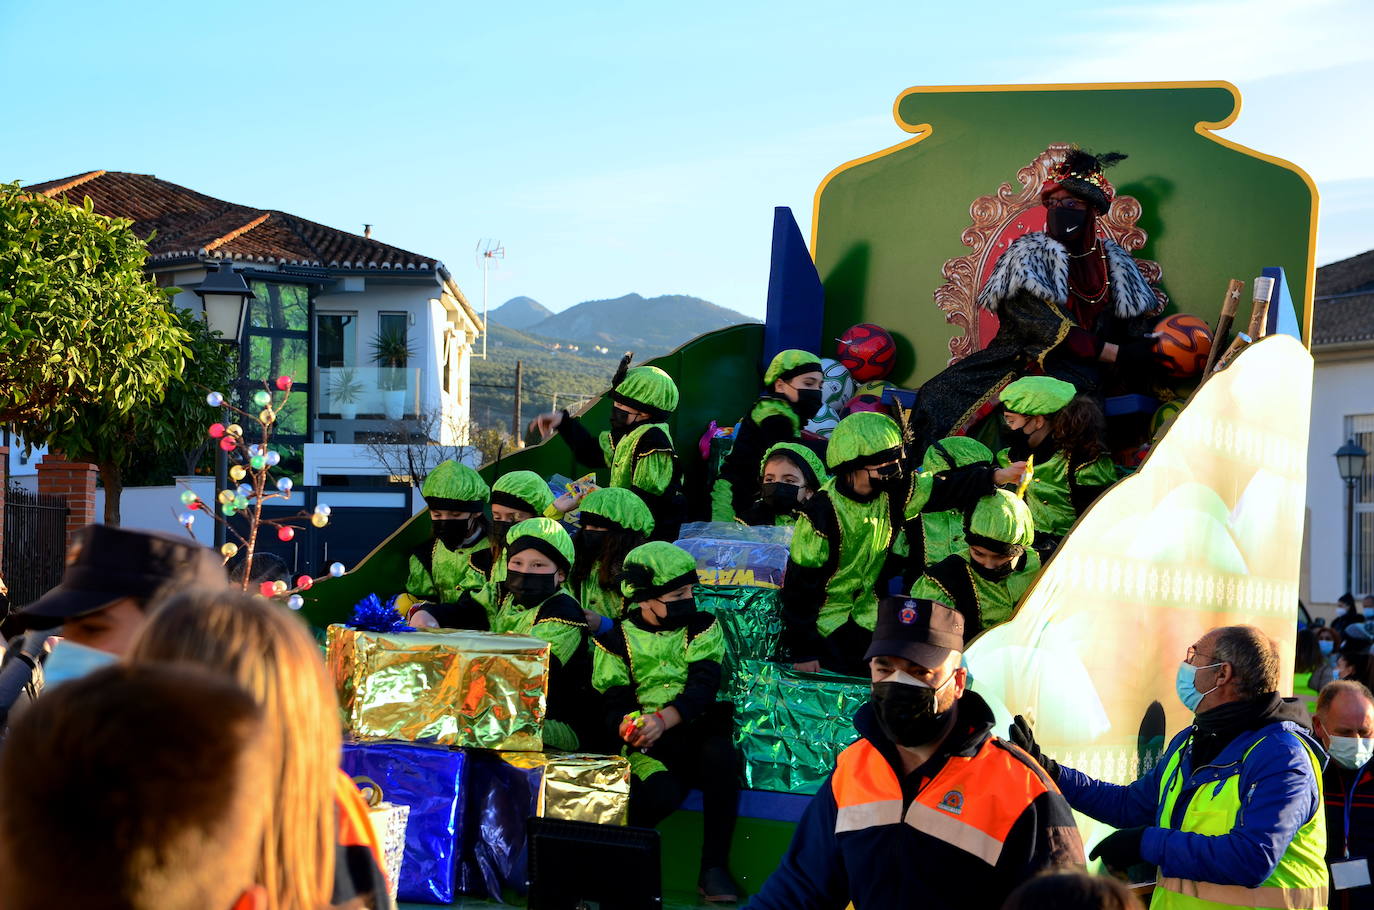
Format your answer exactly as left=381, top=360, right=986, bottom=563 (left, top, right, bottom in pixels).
left=976, top=231, right=1157, bottom=319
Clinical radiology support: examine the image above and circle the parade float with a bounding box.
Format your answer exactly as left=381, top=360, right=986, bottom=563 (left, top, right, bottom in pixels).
left=294, top=81, right=1318, bottom=905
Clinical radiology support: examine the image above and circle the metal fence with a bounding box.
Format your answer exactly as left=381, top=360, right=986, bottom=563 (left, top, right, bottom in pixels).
left=3, top=485, right=68, bottom=610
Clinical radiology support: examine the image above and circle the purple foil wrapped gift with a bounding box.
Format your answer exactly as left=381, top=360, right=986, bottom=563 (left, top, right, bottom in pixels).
left=341, top=741, right=466, bottom=904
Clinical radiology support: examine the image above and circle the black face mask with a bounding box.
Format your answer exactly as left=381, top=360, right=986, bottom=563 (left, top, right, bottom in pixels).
left=971, top=558, right=1018, bottom=582
left=502, top=570, right=559, bottom=607
left=1000, top=423, right=1036, bottom=463
left=871, top=677, right=955, bottom=747
left=574, top=529, right=608, bottom=568
left=655, top=596, right=696, bottom=630
left=1046, top=206, right=1090, bottom=247
left=760, top=482, right=803, bottom=512
left=432, top=516, right=480, bottom=551
left=791, top=387, right=823, bottom=420
left=868, top=462, right=905, bottom=492
left=490, top=519, right=515, bottom=551
left=609, top=407, right=639, bottom=443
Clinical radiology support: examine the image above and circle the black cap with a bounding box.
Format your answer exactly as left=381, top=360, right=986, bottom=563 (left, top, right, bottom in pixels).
left=864, top=597, right=965, bottom=668
left=14, top=525, right=228, bottom=627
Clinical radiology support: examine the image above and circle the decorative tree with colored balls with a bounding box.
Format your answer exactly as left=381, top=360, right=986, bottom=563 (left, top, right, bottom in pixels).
left=174, top=375, right=345, bottom=606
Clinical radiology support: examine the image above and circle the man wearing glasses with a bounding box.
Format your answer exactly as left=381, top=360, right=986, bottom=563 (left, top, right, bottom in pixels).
left=1012, top=625, right=1330, bottom=909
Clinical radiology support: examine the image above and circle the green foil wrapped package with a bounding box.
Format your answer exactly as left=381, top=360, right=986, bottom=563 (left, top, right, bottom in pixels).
left=732, top=659, right=868, bottom=794
left=697, top=586, right=782, bottom=698
left=326, top=624, right=549, bottom=750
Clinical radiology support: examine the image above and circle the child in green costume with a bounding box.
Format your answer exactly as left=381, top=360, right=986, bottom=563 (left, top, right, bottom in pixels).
left=711, top=349, right=824, bottom=522
left=571, top=486, right=655, bottom=627
left=739, top=441, right=828, bottom=527
left=405, top=460, right=490, bottom=624
left=590, top=541, right=739, bottom=902
left=531, top=361, right=685, bottom=541
left=780, top=412, right=908, bottom=677
left=473, top=469, right=557, bottom=584
left=417, top=517, right=592, bottom=751
left=997, top=375, right=1117, bottom=548
left=901, top=436, right=1027, bottom=573
left=909, top=489, right=1042, bottom=640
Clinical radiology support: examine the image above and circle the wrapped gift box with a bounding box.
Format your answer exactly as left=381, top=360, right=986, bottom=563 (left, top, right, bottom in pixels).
left=459, top=751, right=631, bottom=900
left=677, top=522, right=793, bottom=589
left=342, top=741, right=467, bottom=904
left=697, top=586, right=782, bottom=697
left=732, top=659, right=868, bottom=794
left=352, top=776, right=411, bottom=905
left=327, top=625, right=549, bottom=750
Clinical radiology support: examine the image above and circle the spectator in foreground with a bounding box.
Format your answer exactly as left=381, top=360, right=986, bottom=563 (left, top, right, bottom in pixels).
left=1013, top=625, right=1328, bottom=908
left=1002, top=871, right=1144, bottom=910
left=749, top=598, right=1084, bottom=910
left=0, top=663, right=269, bottom=910
left=1313, top=680, right=1374, bottom=910
left=129, top=588, right=390, bottom=910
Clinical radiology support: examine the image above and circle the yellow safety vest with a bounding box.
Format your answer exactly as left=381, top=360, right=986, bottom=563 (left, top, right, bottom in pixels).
left=1151, top=733, right=1328, bottom=910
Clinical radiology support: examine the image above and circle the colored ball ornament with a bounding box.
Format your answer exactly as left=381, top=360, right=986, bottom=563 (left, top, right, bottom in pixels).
left=220, top=542, right=239, bottom=558
left=329, top=562, right=346, bottom=577
left=315, top=504, right=332, bottom=517
left=233, top=494, right=249, bottom=510
left=217, top=489, right=235, bottom=504
left=221, top=503, right=236, bottom=517
left=265, top=450, right=281, bottom=467
left=218, top=437, right=237, bottom=452
left=272, top=580, right=288, bottom=595
left=259, top=581, right=277, bottom=597
left=276, top=477, right=294, bottom=493
left=205, top=391, right=224, bottom=407
left=179, top=512, right=195, bottom=527
left=296, top=575, right=314, bottom=590
left=252, top=390, right=271, bottom=408
left=276, top=375, right=293, bottom=391
left=1151, top=398, right=1186, bottom=439
left=248, top=444, right=262, bottom=457
left=226, top=424, right=243, bottom=437
left=258, top=408, right=275, bottom=425
left=277, top=526, right=295, bottom=542
left=836, top=323, right=897, bottom=382
left=1153, top=313, right=1214, bottom=378
left=250, top=455, right=266, bottom=470
left=287, top=594, right=304, bottom=610
left=208, top=423, right=226, bottom=438
left=236, top=483, right=253, bottom=497
left=310, top=512, right=329, bottom=528
left=179, top=490, right=197, bottom=505
left=230, top=465, right=247, bottom=482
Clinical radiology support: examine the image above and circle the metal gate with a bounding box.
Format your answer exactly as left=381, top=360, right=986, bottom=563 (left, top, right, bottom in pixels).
left=3, top=485, right=68, bottom=610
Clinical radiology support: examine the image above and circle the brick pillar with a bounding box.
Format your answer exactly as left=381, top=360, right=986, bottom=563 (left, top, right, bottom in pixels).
left=36, top=452, right=98, bottom=549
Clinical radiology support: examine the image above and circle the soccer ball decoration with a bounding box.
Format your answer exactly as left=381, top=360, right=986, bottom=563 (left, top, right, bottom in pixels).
left=836, top=323, right=897, bottom=382
left=805, top=358, right=856, bottom=438
left=1152, top=314, right=1214, bottom=378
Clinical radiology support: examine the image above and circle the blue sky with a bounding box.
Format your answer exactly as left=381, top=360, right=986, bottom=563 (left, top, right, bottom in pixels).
left=2, top=0, right=1369, bottom=320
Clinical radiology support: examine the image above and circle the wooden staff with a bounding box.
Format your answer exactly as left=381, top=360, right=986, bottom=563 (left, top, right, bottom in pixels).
left=1246, top=276, right=1276, bottom=340
left=1203, top=279, right=1244, bottom=375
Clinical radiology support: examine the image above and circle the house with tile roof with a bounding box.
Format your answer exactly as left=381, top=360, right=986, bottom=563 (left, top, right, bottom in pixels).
left=23, top=170, right=484, bottom=487
left=1305, top=247, right=1374, bottom=610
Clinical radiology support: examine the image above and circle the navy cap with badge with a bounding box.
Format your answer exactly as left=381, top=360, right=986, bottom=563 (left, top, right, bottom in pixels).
left=864, top=596, right=965, bottom=669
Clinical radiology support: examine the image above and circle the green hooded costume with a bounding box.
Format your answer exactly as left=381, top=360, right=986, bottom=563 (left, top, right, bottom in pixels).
left=591, top=542, right=725, bottom=779
left=480, top=470, right=558, bottom=586
left=406, top=460, right=491, bottom=605
left=902, top=436, right=1001, bottom=570
left=711, top=350, right=823, bottom=522
left=996, top=376, right=1118, bottom=540
left=739, top=441, right=829, bottom=527
left=556, top=363, right=685, bottom=541
left=780, top=412, right=906, bottom=675
left=573, top=487, right=656, bottom=620
left=909, top=489, right=1042, bottom=640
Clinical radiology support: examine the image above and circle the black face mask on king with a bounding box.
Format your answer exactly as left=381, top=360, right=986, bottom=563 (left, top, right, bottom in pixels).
left=871, top=674, right=956, bottom=747
left=1046, top=206, right=1091, bottom=248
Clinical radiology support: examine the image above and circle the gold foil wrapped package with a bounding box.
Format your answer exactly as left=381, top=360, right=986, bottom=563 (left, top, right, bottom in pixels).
left=326, top=625, right=549, bottom=750
left=494, top=751, right=632, bottom=825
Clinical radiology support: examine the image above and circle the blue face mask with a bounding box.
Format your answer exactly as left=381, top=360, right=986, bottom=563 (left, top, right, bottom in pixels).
left=1176, top=660, right=1222, bottom=712
left=42, top=639, right=118, bottom=689
left=1319, top=639, right=1335, bottom=656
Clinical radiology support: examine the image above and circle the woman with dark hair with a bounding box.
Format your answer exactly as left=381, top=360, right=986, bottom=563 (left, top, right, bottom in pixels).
left=1313, top=625, right=1341, bottom=692
left=1001, top=871, right=1143, bottom=910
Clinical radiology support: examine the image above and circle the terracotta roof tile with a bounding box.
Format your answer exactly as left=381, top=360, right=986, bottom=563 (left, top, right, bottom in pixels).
left=24, top=171, right=439, bottom=270
left=1313, top=250, right=1374, bottom=347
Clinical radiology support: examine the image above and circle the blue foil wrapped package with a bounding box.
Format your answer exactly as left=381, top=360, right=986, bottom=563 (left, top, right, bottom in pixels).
left=341, top=741, right=466, bottom=904
left=458, top=750, right=543, bottom=901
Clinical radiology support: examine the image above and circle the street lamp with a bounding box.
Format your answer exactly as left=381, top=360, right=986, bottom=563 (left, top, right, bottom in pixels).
left=195, top=259, right=256, bottom=549
left=1336, top=438, right=1369, bottom=597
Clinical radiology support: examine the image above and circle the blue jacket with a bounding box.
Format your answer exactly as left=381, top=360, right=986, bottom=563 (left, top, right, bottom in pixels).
left=1058, top=712, right=1325, bottom=888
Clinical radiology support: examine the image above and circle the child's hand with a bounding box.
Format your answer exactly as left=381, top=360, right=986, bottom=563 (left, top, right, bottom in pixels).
left=410, top=609, right=440, bottom=629
left=529, top=412, right=563, bottom=439
left=553, top=493, right=579, bottom=514
left=618, top=711, right=643, bottom=743
left=994, top=461, right=1027, bottom=486
left=628, top=712, right=665, bottom=748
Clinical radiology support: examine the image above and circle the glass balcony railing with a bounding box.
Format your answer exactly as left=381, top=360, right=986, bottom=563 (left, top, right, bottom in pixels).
left=317, top=366, right=423, bottom=422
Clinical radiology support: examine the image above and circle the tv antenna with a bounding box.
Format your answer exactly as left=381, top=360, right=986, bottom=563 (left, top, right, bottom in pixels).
left=475, top=240, right=505, bottom=360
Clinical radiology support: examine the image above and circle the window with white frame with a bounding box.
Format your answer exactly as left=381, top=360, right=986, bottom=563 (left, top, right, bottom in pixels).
left=1345, top=414, right=1374, bottom=594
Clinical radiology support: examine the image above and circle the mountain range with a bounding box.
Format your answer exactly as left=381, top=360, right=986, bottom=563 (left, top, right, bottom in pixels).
left=488, top=292, right=757, bottom=354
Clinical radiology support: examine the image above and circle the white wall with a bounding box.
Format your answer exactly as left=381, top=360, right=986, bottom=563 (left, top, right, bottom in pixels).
left=1305, top=348, right=1374, bottom=607
left=93, top=476, right=218, bottom=543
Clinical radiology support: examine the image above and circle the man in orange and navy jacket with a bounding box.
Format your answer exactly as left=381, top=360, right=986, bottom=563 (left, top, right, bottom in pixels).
left=746, top=597, right=1085, bottom=909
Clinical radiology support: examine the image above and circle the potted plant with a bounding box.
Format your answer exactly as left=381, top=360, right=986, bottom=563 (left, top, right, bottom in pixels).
left=330, top=367, right=364, bottom=420
left=370, top=327, right=415, bottom=420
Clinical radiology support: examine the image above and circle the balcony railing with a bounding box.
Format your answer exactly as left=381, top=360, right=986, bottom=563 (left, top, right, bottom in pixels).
left=317, top=365, right=424, bottom=428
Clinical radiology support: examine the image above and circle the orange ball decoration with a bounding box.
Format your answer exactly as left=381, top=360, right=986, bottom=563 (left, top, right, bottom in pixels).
left=1152, top=314, right=1214, bottom=378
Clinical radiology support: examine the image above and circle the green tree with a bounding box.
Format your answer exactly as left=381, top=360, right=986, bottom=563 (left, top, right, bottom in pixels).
left=0, top=181, right=190, bottom=433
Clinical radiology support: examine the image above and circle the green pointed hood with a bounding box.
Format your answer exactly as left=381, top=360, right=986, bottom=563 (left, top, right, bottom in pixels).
left=505, top=517, right=575, bottom=575
left=579, top=487, right=656, bottom=536
left=922, top=436, right=994, bottom=473
left=491, top=470, right=555, bottom=516
left=764, top=349, right=823, bottom=386
left=825, top=412, right=903, bottom=471
left=760, top=441, right=828, bottom=489
left=612, top=365, right=679, bottom=419
left=421, top=460, right=489, bottom=511
left=966, top=490, right=1035, bottom=552
left=619, top=541, right=699, bottom=602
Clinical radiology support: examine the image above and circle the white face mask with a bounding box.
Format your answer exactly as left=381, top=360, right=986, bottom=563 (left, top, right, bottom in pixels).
left=1327, top=735, right=1374, bottom=771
